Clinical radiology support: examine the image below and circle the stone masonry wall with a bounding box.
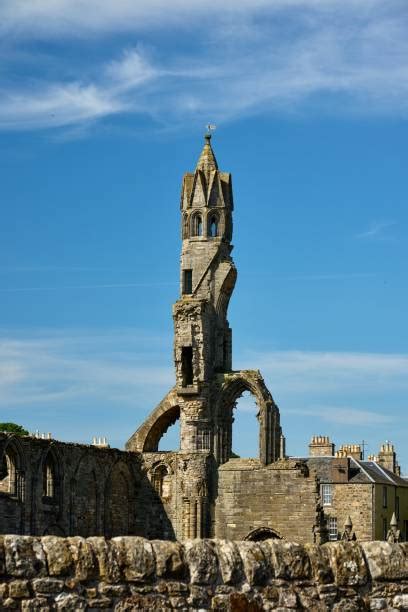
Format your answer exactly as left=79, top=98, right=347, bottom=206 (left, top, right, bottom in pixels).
left=215, top=458, right=320, bottom=543
left=0, top=536, right=407, bottom=610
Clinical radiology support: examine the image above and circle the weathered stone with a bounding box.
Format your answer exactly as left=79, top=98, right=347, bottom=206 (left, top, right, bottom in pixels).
left=42, top=536, right=73, bottom=576
left=305, top=543, right=334, bottom=584
left=393, top=594, right=408, bottom=609
left=55, top=592, right=87, bottom=610
left=362, top=542, right=408, bottom=581
left=237, top=541, right=270, bottom=586
left=0, top=582, right=8, bottom=598
left=184, top=539, right=219, bottom=585
left=112, top=536, right=155, bottom=582
left=21, top=598, right=51, bottom=611
left=266, top=540, right=311, bottom=580
left=87, top=596, right=112, bottom=608
left=32, top=577, right=64, bottom=594
left=215, top=540, right=244, bottom=585
left=151, top=539, right=185, bottom=578
left=324, top=541, right=368, bottom=586
left=98, top=582, right=129, bottom=597
left=370, top=598, right=389, bottom=610
left=88, top=537, right=122, bottom=583
left=5, top=536, right=47, bottom=579
left=2, top=598, right=19, bottom=609
left=9, top=579, right=30, bottom=598
left=66, top=537, right=96, bottom=581
left=0, top=535, right=5, bottom=576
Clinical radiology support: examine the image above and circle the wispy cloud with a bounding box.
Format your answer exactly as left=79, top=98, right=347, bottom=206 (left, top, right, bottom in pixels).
left=0, top=282, right=177, bottom=293
left=356, top=221, right=396, bottom=241
left=0, top=2, right=408, bottom=130
left=285, top=406, right=394, bottom=426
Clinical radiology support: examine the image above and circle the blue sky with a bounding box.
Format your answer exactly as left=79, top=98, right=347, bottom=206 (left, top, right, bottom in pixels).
left=0, top=1, right=407, bottom=470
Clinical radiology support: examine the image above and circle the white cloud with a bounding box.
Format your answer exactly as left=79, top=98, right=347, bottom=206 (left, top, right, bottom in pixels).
left=285, top=406, right=394, bottom=426
left=0, top=2, right=408, bottom=130
left=356, top=221, right=396, bottom=240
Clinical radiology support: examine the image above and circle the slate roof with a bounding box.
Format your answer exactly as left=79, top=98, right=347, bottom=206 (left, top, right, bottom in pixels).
left=304, top=456, right=408, bottom=487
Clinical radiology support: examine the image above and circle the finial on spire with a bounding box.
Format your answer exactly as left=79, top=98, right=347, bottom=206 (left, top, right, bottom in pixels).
left=196, top=125, right=218, bottom=172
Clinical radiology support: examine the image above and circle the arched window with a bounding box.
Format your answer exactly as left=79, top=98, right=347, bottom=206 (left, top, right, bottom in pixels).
left=0, top=444, right=24, bottom=499
left=152, top=464, right=171, bottom=498
left=193, top=214, right=203, bottom=237
left=182, top=213, right=189, bottom=239
left=209, top=215, right=218, bottom=237
left=43, top=453, right=56, bottom=499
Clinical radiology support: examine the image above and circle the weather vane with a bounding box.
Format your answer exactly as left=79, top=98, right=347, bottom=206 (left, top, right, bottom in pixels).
left=205, top=123, right=217, bottom=136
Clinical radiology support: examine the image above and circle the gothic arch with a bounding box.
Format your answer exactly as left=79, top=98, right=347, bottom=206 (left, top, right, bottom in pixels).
left=41, top=446, right=62, bottom=501
left=0, top=437, right=26, bottom=499
left=244, top=527, right=282, bottom=542
left=71, top=454, right=101, bottom=537
left=215, top=370, right=281, bottom=465
left=104, top=460, right=132, bottom=537
left=126, top=389, right=180, bottom=452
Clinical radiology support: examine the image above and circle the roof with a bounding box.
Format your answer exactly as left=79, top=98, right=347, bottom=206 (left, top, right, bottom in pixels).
left=196, top=134, right=218, bottom=172
left=305, top=456, right=408, bottom=487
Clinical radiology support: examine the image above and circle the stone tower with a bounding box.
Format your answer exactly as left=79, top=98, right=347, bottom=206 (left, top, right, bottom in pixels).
left=127, top=136, right=282, bottom=535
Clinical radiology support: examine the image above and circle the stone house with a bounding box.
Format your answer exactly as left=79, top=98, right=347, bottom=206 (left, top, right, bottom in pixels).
left=306, top=436, right=408, bottom=542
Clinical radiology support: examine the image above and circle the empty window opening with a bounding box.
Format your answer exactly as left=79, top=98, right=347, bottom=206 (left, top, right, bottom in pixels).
left=209, top=216, right=218, bottom=237
left=194, top=215, right=203, bottom=237
left=158, top=419, right=180, bottom=452
left=0, top=451, right=17, bottom=496
left=197, top=429, right=210, bottom=451
left=43, top=456, right=56, bottom=499
left=183, top=269, right=193, bottom=294
left=181, top=346, right=194, bottom=386
left=152, top=464, right=171, bottom=499
left=231, top=391, right=259, bottom=459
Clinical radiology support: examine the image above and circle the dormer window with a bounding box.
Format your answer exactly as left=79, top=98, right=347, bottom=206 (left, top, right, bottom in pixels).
left=209, top=215, right=218, bottom=237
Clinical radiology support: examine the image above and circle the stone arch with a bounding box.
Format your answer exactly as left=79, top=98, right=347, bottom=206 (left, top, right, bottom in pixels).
left=244, top=527, right=282, bottom=542
left=41, top=446, right=62, bottom=501
left=71, top=454, right=100, bottom=537
left=0, top=437, right=26, bottom=499
left=126, top=389, right=180, bottom=452
left=151, top=462, right=172, bottom=500
left=191, top=211, right=203, bottom=237
left=104, top=460, right=132, bottom=537
left=215, top=370, right=281, bottom=465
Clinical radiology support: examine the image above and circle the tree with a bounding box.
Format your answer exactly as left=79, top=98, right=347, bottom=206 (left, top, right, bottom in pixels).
left=0, top=422, right=29, bottom=436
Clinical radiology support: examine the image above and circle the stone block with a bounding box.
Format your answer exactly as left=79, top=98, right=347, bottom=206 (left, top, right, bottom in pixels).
left=21, top=598, right=51, bottom=611
left=55, top=592, right=87, bottom=610
left=111, top=536, right=155, bottom=582
left=88, top=537, right=122, bottom=583
left=362, top=542, right=408, bottom=581
left=265, top=540, right=311, bottom=580
left=184, top=539, right=219, bottom=585
left=66, top=537, right=96, bottom=582
left=9, top=579, right=30, bottom=598
left=151, top=539, right=185, bottom=579
left=42, top=537, right=73, bottom=577
left=215, top=539, right=244, bottom=585
left=32, top=578, right=64, bottom=594
left=324, top=542, right=368, bottom=586
left=305, top=543, right=334, bottom=584
left=4, top=536, right=47, bottom=579
left=237, top=541, right=270, bottom=586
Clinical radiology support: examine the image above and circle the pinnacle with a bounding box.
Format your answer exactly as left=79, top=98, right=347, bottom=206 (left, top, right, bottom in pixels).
left=196, top=134, right=218, bottom=172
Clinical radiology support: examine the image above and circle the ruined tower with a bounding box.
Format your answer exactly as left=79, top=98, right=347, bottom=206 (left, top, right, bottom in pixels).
left=126, top=136, right=282, bottom=536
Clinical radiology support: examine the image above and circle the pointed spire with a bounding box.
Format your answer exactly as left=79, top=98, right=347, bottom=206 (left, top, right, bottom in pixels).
left=390, top=512, right=398, bottom=527
left=196, top=134, right=218, bottom=172
left=345, top=516, right=353, bottom=528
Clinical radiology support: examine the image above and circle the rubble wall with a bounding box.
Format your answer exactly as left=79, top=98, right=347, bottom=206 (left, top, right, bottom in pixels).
left=0, top=536, right=407, bottom=610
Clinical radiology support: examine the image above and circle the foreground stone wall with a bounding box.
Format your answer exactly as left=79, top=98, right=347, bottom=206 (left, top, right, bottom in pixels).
left=0, top=536, right=407, bottom=610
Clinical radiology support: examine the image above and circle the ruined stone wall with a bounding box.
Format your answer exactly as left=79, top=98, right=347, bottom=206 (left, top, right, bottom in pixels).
left=0, top=536, right=407, bottom=610
left=214, top=459, right=320, bottom=543
left=0, top=434, right=167, bottom=539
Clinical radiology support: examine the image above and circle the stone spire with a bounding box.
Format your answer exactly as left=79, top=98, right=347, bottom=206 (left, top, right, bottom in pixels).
left=196, top=134, right=218, bottom=172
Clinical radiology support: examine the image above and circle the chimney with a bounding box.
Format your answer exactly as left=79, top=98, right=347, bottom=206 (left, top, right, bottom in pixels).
left=378, top=442, right=400, bottom=475
left=309, top=435, right=335, bottom=457
left=335, top=444, right=363, bottom=461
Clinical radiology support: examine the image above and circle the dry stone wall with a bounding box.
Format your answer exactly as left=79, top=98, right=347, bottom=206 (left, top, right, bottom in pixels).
left=0, top=536, right=406, bottom=610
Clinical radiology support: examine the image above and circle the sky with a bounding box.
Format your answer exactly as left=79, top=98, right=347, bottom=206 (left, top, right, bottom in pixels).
left=0, top=0, right=407, bottom=471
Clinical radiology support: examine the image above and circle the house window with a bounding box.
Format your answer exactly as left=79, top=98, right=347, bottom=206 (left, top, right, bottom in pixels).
left=396, top=496, right=400, bottom=520
left=322, top=484, right=333, bottom=506
left=327, top=516, right=338, bottom=541
left=404, top=520, right=408, bottom=542
left=183, top=270, right=192, bottom=294
left=193, top=215, right=203, bottom=237
left=383, top=486, right=388, bottom=508
left=209, top=215, right=218, bottom=237
left=383, top=517, right=387, bottom=541
left=197, top=430, right=210, bottom=451
left=181, top=346, right=193, bottom=386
